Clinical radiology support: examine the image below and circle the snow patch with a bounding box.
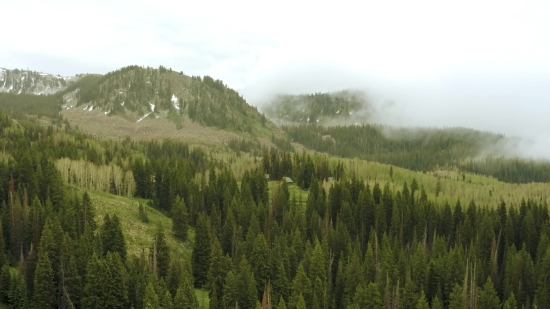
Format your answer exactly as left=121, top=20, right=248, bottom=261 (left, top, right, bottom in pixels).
left=149, top=103, right=155, bottom=112
left=336, top=109, right=340, bottom=114
left=88, top=105, right=94, bottom=111
left=83, top=105, right=88, bottom=110
left=136, top=113, right=151, bottom=123
left=121, top=102, right=125, bottom=106
left=171, top=94, right=179, bottom=110
left=104, top=111, right=110, bottom=115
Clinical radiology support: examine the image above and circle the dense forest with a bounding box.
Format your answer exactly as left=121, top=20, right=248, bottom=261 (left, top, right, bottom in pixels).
left=283, top=124, right=550, bottom=184
left=0, top=107, right=549, bottom=309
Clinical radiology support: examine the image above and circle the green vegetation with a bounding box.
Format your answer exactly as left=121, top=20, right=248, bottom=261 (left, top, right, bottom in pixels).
left=263, top=90, right=371, bottom=125
left=2, top=73, right=550, bottom=309
left=0, top=92, right=62, bottom=119
left=284, top=123, right=550, bottom=183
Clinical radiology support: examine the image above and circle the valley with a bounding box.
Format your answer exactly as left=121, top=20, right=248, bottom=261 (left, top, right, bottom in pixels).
left=0, top=65, right=549, bottom=309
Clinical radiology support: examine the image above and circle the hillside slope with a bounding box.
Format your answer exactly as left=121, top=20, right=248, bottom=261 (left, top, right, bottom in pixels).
left=262, top=90, right=375, bottom=125
left=0, top=67, right=77, bottom=95
left=59, top=66, right=283, bottom=141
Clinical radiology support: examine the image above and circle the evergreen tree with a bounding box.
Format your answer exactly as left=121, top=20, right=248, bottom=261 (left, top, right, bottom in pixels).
left=535, top=248, right=550, bottom=308
left=416, top=290, right=429, bottom=309
left=171, top=195, right=188, bottom=241
left=448, top=284, right=467, bottom=309
left=143, top=281, right=160, bottom=309
left=0, top=265, right=10, bottom=303
left=478, top=277, right=500, bottom=309
left=192, top=212, right=211, bottom=287
left=33, top=252, right=55, bottom=309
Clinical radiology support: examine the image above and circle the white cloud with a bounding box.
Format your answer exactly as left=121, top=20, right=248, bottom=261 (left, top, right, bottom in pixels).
left=2, top=0, right=550, bottom=156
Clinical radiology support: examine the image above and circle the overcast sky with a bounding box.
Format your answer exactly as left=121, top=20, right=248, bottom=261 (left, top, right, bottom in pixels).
left=2, top=0, right=550, bottom=157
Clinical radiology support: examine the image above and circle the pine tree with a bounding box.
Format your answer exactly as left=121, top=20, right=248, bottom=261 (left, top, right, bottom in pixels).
left=151, top=227, right=170, bottom=278
left=171, top=195, right=188, bottom=241
left=33, top=252, right=55, bottom=309
left=295, top=294, right=307, bottom=309
left=0, top=265, right=10, bottom=303
left=503, top=292, right=517, bottom=309
left=289, top=264, right=311, bottom=309
left=276, top=296, right=287, bottom=309
left=192, top=212, right=211, bottom=287
left=478, top=277, right=500, bottom=309
left=448, top=284, right=467, bottom=309
left=535, top=248, right=550, bottom=308
left=143, top=281, right=160, bottom=309
left=416, top=290, right=429, bottom=309
left=250, top=233, right=270, bottom=297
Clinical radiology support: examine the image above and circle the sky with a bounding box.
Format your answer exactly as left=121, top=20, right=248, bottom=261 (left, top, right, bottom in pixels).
left=2, top=0, right=550, bottom=157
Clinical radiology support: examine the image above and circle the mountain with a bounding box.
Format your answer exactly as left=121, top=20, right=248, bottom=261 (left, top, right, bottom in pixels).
left=0, top=67, right=77, bottom=95
left=59, top=66, right=284, bottom=140
left=262, top=90, right=376, bottom=125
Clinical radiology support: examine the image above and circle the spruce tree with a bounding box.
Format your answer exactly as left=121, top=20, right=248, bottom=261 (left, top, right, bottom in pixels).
left=0, top=265, right=10, bottom=303
left=33, top=252, right=55, bottom=309
left=478, top=277, right=500, bottom=309
left=416, top=290, right=429, bottom=309
left=171, top=195, right=188, bottom=241
left=192, top=212, right=211, bottom=287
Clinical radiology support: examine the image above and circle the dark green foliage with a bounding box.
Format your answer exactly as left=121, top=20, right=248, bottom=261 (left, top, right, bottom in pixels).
left=33, top=252, right=55, bottom=309
left=171, top=195, right=188, bottom=241
left=478, top=277, right=501, bottom=309
left=151, top=227, right=171, bottom=278
left=192, top=212, right=211, bottom=287
left=101, top=213, right=127, bottom=261
left=0, top=93, right=61, bottom=118
left=283, top=124, right=550, bottom=183
left=0, top=265, right=10, bottom=303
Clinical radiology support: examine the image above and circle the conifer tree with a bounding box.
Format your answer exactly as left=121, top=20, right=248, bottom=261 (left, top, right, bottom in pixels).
left=143, top=281, right=160, bottom=309
left=151, top=227, right=170, bottom=278
left=192, top=212, right=211, bottom=287
left=535, top=248, right=550, bottom=308
left=33, top=252, right=55, bottom=309
left=171, top=195, right=188, bottom=241
left=478, top=277, right=500, bottom=309
left=416, top=290, right=429, bottom=309
left=448, top=284, right=467, bottom=309
left=503, top=292, right=517, bottom=309
left=0, top=265, right=10, bottom=303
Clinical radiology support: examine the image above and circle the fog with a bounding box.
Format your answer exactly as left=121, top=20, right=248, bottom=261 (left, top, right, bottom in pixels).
left=3, top=0, right=550, bottom=158
left=239, top=60, right=550, bottom=160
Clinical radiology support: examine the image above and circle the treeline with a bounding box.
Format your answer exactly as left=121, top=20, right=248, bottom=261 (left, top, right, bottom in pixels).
left=263, top=90, right=368, bottom=124
left=0, top=93, right=62, bottom=119
left=284, top=124, right=550, bottom=184
left=60, top=65, right=271, bottom=136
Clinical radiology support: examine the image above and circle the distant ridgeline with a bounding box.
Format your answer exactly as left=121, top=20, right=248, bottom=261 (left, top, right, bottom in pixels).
left=0, top=68, right=72, bottom=95
left=263, top=90, right=374, bottom=125
left=59, top=65, right=271, bottom=134
left=284, top=124, right=550, bottom=183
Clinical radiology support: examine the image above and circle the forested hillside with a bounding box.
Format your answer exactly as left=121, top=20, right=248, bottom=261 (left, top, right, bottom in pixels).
left=0, top=68, right=75, bottom=95
left=59, top=65, right=275, bottom=136
left=0, top=106, right=549, bottom=309
left=262, top=91, right=373, bottom=125
left=284, top=124, right=550, bottom=184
